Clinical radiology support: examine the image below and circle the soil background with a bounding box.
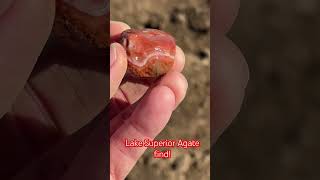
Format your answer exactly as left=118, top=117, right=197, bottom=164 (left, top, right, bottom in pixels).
left=111, top=0, right=210, bottom=180
left=215, top=0, right=320, bottom=180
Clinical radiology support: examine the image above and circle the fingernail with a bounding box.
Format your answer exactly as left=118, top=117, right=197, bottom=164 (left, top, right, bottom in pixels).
left=110, top=21, right=131, bottom=30
left=110, top=43, right=117, bottom=68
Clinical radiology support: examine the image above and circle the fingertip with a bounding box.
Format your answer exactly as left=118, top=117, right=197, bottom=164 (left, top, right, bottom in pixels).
left=173, top=46, right=186, bottom=72
left=133, top=85, right=176, bottom=134
left=111, top=42, right=127, bottom=67
left=111, top=21, right=131, bottom=29
left=150, top=85, right=176, bottom=111
left=110, top=21, right=130, bottom=37
left=213, top=0, right=240, bottom=34
left=212, top=36, right=249, bottom=143
left=158, top=71, right=188, bottom=108
left=218, top=37, right=249, bottom=90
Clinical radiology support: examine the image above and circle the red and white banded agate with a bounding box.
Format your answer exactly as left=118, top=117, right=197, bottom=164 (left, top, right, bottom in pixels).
left=119, top=29, right=176, bottom=78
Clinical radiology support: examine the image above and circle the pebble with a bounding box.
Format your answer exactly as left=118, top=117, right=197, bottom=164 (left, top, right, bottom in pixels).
left=187, top=8, right=210, bottom=33
left=171, top=154, right=192, bottom=173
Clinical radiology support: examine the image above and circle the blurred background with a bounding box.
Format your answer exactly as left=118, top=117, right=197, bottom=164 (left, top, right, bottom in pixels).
left=214, top=0, right=320, bottom=179
left=111, top=0, right=210, bottom=179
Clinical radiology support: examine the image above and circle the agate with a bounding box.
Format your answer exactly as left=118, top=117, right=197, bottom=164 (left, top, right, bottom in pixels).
left=62, top=0, right=108, bottom=16
left=119, top=29, right=176, bottom=78
left=53, top=0, right=108, bottom=49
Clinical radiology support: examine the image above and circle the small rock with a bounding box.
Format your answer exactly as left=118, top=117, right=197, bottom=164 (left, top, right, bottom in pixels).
left=144, top=13, right=163, bottom=29
left=196, top=48, right=210, bottom=60
left=187, top=8, right=209, bottom=33
left=170, top=8, right=187, bottom=24
left=190, top=150, right=203, bottom=161
left=171, top=154, right=192, bottom=173
left=197, top=153, right=210, bottom=169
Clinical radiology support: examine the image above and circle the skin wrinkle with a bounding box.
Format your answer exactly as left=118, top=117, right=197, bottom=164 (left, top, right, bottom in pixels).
left=59, top=65, right=90, bottom=116
left=111, top=126, right=148, bottom=180
left=119, top=86, right=131, bottom=104
left=111, top=132, right=140, bottom=163
left=110, top=145, right=134, bottom=180
left=110, top=130, right=137, bottom=177
left=128, top=116, right=154, bottom=142
left=24, top=83, right=57, bottom=131
left=108, top=97, right=130, bottom=120
left=110, top=102, right=137, bottom=135
left=117, top=104, right=134, bottom=122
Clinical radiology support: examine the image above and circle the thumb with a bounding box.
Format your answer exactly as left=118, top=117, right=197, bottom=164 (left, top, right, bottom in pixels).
left=110, top=43, right=127, bottom=98
left=0, top=0, right=55, bottom=118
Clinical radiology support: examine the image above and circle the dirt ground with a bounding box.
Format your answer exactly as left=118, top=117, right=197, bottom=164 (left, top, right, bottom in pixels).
left=111, top=0, right=210, bottom=179
left=215, top=0, right=320, bottom=179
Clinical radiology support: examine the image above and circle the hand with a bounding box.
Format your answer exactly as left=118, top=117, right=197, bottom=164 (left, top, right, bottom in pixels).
left=0, top=1, right=108, bottom=179
left=212, top=0, right=249, bottom=143
left=109, top=21, right=188, bottom=180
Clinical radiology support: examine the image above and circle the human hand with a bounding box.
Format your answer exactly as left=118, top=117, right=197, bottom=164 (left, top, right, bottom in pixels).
left=109, top=21, right=188, bottom=180
left=212, top=0, right=249, bottom=143
left=0, top=1, right=108, bottom=179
